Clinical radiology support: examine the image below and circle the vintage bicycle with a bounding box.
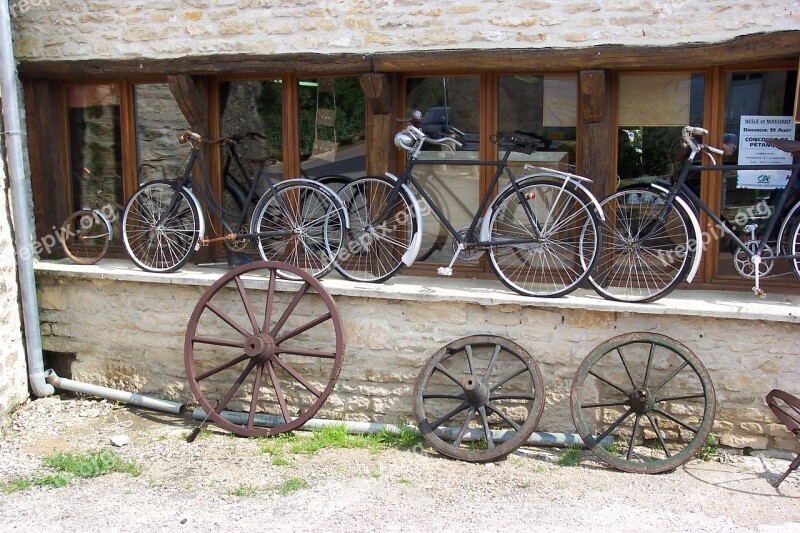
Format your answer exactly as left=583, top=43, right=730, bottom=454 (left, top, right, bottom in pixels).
left=58, top=169, right=124, bottom=265
left=122, top=131, right=348, bottom=279
left=588, top=126, right=800, bottom=303
left=334, top=125, right=604, bottom=298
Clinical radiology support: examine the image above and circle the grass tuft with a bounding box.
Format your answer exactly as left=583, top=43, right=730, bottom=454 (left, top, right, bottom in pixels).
left=278, top=477, right=308, bottom=495
left=556, top=444, right=582, bottom=467
left=698, top=433, right=719, bottom=462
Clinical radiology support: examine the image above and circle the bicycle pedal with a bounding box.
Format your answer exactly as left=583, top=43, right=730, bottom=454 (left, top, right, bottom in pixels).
left=752, top=286, right=766, bottom=298
left=437, top=267, right=453, bottom=276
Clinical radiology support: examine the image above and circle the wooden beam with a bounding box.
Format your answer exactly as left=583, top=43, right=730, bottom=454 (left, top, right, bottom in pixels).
left=17, top=32, right=799, bottom=80
left=579, top=70, right=615, bottom=201
left=167, top=74, right=208, bottom=133
left=359, top=73, right=392, bottom=115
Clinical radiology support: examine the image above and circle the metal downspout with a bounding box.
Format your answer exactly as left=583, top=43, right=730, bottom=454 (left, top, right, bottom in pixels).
left=0, top=3, right=54, bottom=397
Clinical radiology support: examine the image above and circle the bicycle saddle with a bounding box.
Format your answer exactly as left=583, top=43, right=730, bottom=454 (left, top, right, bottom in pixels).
left=766, top=138, right=800, bottom=156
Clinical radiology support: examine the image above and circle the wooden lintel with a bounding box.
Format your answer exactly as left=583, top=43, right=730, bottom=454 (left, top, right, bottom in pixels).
left=16, top=32, right=799, bottom=80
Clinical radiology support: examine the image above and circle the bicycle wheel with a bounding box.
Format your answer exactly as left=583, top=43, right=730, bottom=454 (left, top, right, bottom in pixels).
left=570, top=332, right=716, bottom=474
left=790, top=215, right=800, bottom=281
left=251, top=181, right=345, bottom=280
left=589, top=187, right=695, bottom=303
left=122, top=180, right=201, bottom=273
left=185, top=261, right=345, bottom=437
left=414, top=335, right=545, bottom=463
left=334, top=176, right=417, bottom=283
left=487, top=179, right=600, bottom=297
left=59, top=210, right=111, bottom=265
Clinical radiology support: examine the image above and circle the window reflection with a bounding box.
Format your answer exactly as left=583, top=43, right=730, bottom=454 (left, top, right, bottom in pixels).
left=134, top=83, right=190, bottom=183
left=66, top=84, right=123, bottom=224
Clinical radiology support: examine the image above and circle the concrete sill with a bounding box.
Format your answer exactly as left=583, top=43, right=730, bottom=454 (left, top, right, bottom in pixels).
left=34, top=259, right=800, bottom=324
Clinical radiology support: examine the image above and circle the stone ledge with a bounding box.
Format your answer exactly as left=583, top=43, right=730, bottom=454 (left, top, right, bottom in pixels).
left=34, top=259, right=800, bottom=324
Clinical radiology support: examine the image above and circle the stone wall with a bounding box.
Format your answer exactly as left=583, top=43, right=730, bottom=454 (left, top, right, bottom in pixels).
left=35, top=264, right=800, bottom=453
left=0, top=113, right=30, bottom=432
left=10, top=1, right=800, bottom=61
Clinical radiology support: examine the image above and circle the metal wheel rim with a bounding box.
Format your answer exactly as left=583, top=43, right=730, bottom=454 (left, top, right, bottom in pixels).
left=570, top=332, right=716, bottom=474
left=414, top=335, right=545, bottom=463
left=60, top=210, right=110, bottom=265
left=184, top=261, right=345, bottom=437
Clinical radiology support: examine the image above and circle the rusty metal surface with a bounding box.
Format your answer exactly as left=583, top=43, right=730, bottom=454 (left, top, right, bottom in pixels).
left=184, top=261, right=344, bottom=437
left=765, top=389, right=800, bottom=487
left=570, top=332, right=716, bottom=474
left=414, top=335, right=545, bottom=463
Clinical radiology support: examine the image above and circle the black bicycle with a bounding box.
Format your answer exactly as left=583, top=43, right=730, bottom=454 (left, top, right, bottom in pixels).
left=122, top=131, right=348, bottom=279
left=589, top=126, right=800, bottom=302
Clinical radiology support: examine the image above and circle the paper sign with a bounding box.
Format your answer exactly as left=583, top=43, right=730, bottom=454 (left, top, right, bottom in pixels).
left=737, top=115, right=795, bottom=189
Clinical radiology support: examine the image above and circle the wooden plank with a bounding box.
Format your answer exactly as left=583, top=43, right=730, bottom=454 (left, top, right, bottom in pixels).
left=366, top=114, right=394, bottom=176
left=579, top=70, right=615, bottom=201
left=580, top=70, right=605, bottom=124
left=167, top=74, right=208, bottom=132
left=359, top=73, right=391, bottom=115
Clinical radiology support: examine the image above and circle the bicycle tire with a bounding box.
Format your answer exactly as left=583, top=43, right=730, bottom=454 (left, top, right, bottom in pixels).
left=122, top=180, right=201, bottom=273
left=333, top=176, right=417, bottom=283
left=59, top=209, right=111, bottom=265
left=588, top=187, right=695, bottom=303
left=790, top=214, right=800, bottom=281
left=487, top=178, right=600, bottom=297
left=250, top=180, right=345, bottom=280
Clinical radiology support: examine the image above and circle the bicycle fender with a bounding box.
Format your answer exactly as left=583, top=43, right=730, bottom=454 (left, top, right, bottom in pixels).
left=181, top=186, right=206, bottom=251
left=777, top=200, right=800, bottom=254
left=384, top=172, right=423, bottom=266
left=650, top=183, right=702, bottom=283
left=91, top=209, right=114, bottom=242
left=277, top=178, right=351, bottom=229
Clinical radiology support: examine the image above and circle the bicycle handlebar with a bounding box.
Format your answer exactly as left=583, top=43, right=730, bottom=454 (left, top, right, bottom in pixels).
left=178, top=131, right=202, bottom=144
left=682, top=126, right=724, bottom=157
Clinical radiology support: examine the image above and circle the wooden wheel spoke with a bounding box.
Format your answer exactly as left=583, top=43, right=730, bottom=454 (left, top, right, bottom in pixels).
left=247, top=364, right=264, bottom=429
left=582, top=399, right=630, bottom=409
left=652, top=360, right=689, bottom=396
left=656, top=392, right=706, bottom=403
left=490, top=393, right=536, bottom=401
left=588, top=369, right=630, bottom=396
left=464, top=344, right=475, bottom=375
left=204, top=301, right=251, bottom=338
left=274, top=312, right=332, bottom=344
left=270, top=281, right=310, bottom=337
left=262, top=271, right=276, bottom=332
left=452, top=407, right=476, bottom=448
left=215, top=359, right=258, bottom=414
left=617, top=347, right=637, bottom=389
left=275, top=346, right=337, bottom=359
left=642, top=343, right=655, bottom=388
left=627, top=414, right=642, bottom=460
left=645, top=412, right=672, bottom=457
left=652, top=407, right=699, bottom=434
left=422, top=393, right=465, bottom=401
left=234, top=276, right=260, bottom=334
left=482, top=344, right=502, bottom=383
left=433, top=364, right=462, bottom=387
left=478, top=406, right=494, bottom=448
left=192, top=336, right=246, bottom=349
left=429, top=401, right=469, bottom=431
left=268, top=361, right=291, bottom=424
left=594, top=407, right=634, bottom=443
left=485, top=400, right=521, bottom=431
left=194, top=354, right=249, bottom=382
left=271, top=356, right=322, bottom=398
left=489, top=366, right=527, bottom=392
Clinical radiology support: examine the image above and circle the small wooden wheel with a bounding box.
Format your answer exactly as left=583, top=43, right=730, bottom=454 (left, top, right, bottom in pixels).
left=185, top=261, right=344, bottom=437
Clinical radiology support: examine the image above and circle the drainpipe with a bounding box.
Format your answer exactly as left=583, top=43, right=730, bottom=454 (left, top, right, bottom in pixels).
left=0, top=2, right=54, bottom=397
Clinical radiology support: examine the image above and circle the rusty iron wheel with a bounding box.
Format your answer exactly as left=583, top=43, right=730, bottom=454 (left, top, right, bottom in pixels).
left=413, top=335, right=545, bottom=463
left=184, top=261, right=344, bottom=437
left=570, top=332, right=716, bottom=474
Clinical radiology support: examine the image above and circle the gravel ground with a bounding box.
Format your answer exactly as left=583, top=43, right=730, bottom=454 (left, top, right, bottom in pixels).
left=0, top=396, right=798, bottom=533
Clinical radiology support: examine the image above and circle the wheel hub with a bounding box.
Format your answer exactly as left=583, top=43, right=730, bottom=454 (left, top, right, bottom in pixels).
left=244, top=334, right=276, bottom=363
left=462, top=376, right=489, bottom=407
left=629, top=388, right=653, bottom=415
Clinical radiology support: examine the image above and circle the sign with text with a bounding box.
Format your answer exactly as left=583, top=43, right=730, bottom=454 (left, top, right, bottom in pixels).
left=737, top=115, right=796, bottom=189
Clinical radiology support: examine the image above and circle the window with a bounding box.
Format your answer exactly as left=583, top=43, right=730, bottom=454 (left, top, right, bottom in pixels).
left=298, top=77, right=366, bottom=181
left=717, top=69, right=799, bottom=278
left=134, top=83, right=190, bottom=183
left=616, top=73, right=705, bottom=189
left=498, top=74, right=578, bottom=175
left=405, top=76, right=481, bottom=264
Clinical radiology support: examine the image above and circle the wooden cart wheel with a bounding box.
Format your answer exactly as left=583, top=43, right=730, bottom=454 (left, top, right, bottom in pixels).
left=184, top=261, right=344, bottom=437
left=571, top=332, right=716, bottom=474
left=414, top=335, right=545, bottom=463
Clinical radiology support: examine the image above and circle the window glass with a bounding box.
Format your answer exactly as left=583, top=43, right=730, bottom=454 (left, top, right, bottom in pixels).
left=498, top=74, right=578, bottom=176
left=298, top=77, right=366, bottom=181
left=66, top=84, right=123, bottom=239
left=134, top=83, right=190, bottom=183
left=219, top=79, right=284, bottom=185
left=718, top=69, right=799, bottom=278
left=616, top=73, right=705, bottom=189
left=405, top=76, right=480, bottom=264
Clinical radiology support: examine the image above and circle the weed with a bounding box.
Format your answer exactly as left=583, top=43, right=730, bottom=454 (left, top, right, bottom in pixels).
left=278, top=477, right=308, bottom=495
left=1, top=474, right=70, bottom=494
left=227, top=484, right=260, bottom=497
left=271, top=455, right=292, bottom=467
left=699, top=433, right=719, bottom=462
left=604, top=441, right=622, bottom=455
left=44, top=450, right=141, bottom=478
left=397, top=477, right=411, bottom=484
left=556, top=445, right=582, bottom=467
left=375, top=422, right=423, bottom=449
left=289, top=424, right=378, bottom=454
